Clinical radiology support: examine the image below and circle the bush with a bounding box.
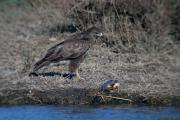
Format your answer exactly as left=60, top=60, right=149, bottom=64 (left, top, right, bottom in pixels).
left=5, top=0, right=179, bottom=54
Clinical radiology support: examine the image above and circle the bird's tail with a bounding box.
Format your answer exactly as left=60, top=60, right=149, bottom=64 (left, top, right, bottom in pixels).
left=33, top=58, right=50, bottom=72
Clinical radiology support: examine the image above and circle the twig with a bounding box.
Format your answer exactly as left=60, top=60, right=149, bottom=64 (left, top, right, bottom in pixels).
left=98, top=95, right=106, bottom=102
left=97, top=94, right=133, bottom=102
left=104, top=95, right=133, bottom=102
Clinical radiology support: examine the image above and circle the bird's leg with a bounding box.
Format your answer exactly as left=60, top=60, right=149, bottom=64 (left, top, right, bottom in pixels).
left=75, top=68, right=84, bottom=81
left=69, top=59, right=85, bottom=81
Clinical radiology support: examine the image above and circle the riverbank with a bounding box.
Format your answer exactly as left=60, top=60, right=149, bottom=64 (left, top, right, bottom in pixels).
left=0, top=86, right=179, bottom=105
left=0, top=0, right=180, bottom=106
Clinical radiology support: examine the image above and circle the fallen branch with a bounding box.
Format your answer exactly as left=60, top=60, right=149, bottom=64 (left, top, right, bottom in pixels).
left=103, top=95, right=133, bottom=102
left=97, top=94, right=133, bottom=103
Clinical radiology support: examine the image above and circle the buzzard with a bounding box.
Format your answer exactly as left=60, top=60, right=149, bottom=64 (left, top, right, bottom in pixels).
left=31, top=26, right=102, bottom=80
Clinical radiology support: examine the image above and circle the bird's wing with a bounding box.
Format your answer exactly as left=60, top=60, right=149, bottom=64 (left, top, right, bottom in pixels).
left=63, top=39, right=91, bottom=59
left=43, top=42, right=64, bottom=60
left=42, top=39, right=91, bottom=61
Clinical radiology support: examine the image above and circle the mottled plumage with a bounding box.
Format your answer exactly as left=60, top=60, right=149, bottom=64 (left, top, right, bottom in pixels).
left=32, top=26, right=102, bottom=80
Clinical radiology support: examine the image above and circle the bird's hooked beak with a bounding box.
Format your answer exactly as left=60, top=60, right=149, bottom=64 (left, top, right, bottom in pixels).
left=96, top=33, right=103, bottom=37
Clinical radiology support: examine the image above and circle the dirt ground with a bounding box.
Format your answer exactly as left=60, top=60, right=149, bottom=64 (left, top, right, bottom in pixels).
left=0, top=0, right=180, bottom=105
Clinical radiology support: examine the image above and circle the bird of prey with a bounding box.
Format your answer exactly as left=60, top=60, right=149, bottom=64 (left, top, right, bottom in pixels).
left=31, top=26, right=102, bottom=80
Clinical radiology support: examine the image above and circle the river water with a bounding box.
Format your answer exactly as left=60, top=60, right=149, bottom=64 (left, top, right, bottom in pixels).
left=0, top=105, right=179, bottom=120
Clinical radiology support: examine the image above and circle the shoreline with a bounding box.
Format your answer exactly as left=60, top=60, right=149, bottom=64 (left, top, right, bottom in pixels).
left=0, top=88, right=179, bottom=106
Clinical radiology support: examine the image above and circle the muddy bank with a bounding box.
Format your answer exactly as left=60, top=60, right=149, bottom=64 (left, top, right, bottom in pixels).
left=0, top=87, right=179, bottom=106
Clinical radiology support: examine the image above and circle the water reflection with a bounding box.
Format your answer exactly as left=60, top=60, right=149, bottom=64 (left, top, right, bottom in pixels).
left=0, top=105, right=179, bottom=120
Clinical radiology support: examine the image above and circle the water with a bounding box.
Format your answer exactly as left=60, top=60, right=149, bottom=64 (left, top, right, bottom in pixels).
left=0, top=105, right=179, bottom=120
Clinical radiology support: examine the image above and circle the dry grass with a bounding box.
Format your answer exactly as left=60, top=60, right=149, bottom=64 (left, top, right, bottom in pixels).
left=0, top=0, right=179, bottom=100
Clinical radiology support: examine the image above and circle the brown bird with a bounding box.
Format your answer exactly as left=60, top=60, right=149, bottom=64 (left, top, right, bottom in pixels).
left=31, top=26, right=102, bottom=80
